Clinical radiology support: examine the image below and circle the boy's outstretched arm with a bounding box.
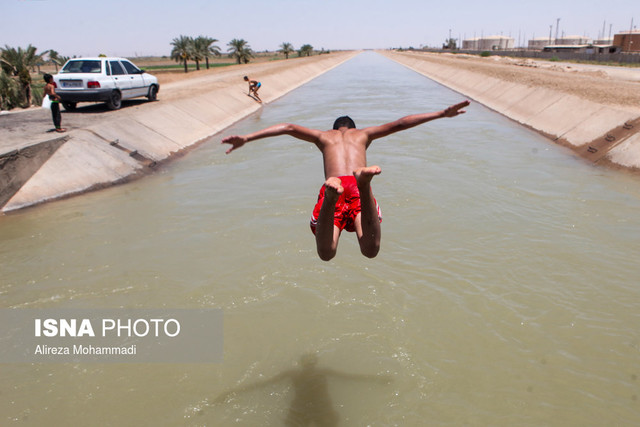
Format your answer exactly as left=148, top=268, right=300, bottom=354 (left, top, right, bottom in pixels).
left=222, top=123, right=323, bottom=154
left=364, top=100, right=470, bottom=142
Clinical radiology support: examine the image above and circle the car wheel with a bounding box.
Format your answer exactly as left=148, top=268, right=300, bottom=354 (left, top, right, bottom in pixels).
left=106, top=91, right=122, bottom=110
left=147, top=85, right=158, bottom=101
left=62, top=101, right=77, bottom=111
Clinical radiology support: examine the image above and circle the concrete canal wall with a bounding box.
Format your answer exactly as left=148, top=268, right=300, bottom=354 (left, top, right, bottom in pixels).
left=1, top=51, right=358, bottom=212
left=380, top=50, right=640, bottom=173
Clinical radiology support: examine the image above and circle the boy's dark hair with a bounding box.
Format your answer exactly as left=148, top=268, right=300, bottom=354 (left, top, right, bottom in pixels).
left=243, top=76, right=249, bottom=80
left=333, top=116, right=356, bottom=130
left=43, top=74, right=53, bottom=83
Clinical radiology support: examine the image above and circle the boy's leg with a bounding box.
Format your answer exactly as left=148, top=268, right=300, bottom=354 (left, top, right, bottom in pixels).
left=315, top=177, right=343, bottom=261
left=354, top=166, right=382, bottom=258
left=52, top=103, right=66, bottom=132
left=51, top=102, right=60, bottom=128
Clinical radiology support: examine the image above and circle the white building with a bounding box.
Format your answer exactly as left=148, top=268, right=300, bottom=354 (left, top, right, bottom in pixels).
left=556, top=35, right=592, bottom=45
left=462, top=36, right=514, bottom=50
left=528, top=37, right=551, bottom=50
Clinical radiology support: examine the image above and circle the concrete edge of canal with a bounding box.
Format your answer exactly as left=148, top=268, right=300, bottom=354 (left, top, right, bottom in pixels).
left=4, top=49, right=639, bottom=213
left=0, top=51, right=359, bottom=213
left=380, top=50, right=640, bottom=174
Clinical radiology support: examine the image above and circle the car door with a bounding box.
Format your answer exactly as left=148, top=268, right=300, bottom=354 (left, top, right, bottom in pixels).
left=120, top=60, right=147, bottom=98
left=109, top=60, right=132, bottom=97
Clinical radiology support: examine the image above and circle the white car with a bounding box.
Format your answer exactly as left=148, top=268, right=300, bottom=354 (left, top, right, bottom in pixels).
left=54, top=57, right=159, bottom=110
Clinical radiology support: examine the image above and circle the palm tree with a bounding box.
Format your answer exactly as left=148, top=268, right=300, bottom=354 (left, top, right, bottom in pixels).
left=170, top=35, right=194, bottom=73
left=192, top=36, right=205, bottom=71
left=298, top=44, right=314, bottom=57
left=49, top=50, right=61, bottom=72
left=279, top=42, right=295, bottom=59
left=227, top=39, right=254, bottom=64
left=201, top=36, right=221, bottom=69
left=0, top=67, right=20, bottom=110
left=0, top=44, right=47, bottom=106
left=57, top=55, right=71, bottom=68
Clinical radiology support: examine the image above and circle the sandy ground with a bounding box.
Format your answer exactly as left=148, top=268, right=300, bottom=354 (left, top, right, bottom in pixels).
left=398, top=52, right=640, bottom=109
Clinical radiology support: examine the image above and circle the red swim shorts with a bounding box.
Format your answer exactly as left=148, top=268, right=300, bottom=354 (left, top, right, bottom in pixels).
left=310, top=176, right=382, bottom=234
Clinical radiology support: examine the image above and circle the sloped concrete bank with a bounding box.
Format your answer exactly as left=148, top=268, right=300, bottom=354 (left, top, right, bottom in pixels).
left=1, top=51, right=358, bottom=213
left=380, top=50, right=640, bottom=173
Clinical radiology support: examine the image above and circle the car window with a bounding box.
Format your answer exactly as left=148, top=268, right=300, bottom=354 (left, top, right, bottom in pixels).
left=61, top=60, right=102, bottom=74
left=109, top=61, right=126, bottom=76
left=121, top=60, right=141, bottom=75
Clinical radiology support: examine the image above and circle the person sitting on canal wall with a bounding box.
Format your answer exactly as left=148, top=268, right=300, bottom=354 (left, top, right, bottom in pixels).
left=221, top=100, right=470, bottom=261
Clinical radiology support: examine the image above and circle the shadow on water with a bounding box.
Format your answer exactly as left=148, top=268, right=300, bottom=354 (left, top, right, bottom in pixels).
left=211, top=353, right=391, bottom=426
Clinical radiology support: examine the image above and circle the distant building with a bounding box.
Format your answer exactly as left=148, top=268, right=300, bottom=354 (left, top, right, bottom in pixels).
left=462, top=36, right=514, bottom=51
left=542, top=45, right=588, bottom=53
left=593, top=38, right=613, bottom=45
left=528, top=35, right=597, bottom=51
left=543, top=43, right=617, bottom=54
left=528, top=37, right=551, bottom=50
left=462, top=38, right=480, bottom=50
left=613, top=30, right=640, bottom=52
left=555, top=35, right=591, bottom=45
left=588, top=44, right=618, bottom=54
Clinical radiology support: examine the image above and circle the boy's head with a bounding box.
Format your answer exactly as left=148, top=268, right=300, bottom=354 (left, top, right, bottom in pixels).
left=43, top=74, right=53, bottom=83
left=243, top=76, right=249, bottom=81
left=333, top=116, right=356, bottom=130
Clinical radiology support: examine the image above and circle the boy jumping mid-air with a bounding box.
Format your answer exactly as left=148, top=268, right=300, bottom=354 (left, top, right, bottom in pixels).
left=222, top=100, right=470, bottom=261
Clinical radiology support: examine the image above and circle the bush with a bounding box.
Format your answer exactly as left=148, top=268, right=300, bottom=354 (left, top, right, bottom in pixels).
left=480, top=51, right=491, bottom=57
left=0, top=69, right=22, bottom=110
left=32, top=81, right=44, bottom=106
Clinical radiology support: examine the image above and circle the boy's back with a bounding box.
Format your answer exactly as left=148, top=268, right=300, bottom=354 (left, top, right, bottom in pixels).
left=315, top=128, right=370, bottom=178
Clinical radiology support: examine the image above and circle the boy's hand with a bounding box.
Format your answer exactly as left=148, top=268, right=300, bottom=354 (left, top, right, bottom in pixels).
left=443, top=100, right=470, bottom=117
left=221, top=135, right=247, bottom=154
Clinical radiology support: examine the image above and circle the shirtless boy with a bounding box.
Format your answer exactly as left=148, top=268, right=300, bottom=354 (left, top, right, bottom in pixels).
left=222, top=100, right=470, bottom=261
left=244, top=76, right=262, bottom=103
left=43, top=74, right=66, bottom=133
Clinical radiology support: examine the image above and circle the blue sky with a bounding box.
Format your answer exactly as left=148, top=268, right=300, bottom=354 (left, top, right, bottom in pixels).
left=3, top=0, right=637, bottom=57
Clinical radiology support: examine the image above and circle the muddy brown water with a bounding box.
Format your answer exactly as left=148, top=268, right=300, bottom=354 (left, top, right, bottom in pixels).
left=2, top=52, right=640, bottom=426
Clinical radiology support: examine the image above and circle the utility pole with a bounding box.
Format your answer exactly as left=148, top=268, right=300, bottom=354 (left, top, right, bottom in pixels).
left=518, top=29, right=521, bottom=49
left=609, top=24, right=613, bottom=41
left=629, top=18, right=635, bottom=52
left=555, top=18, right=561, bottom=44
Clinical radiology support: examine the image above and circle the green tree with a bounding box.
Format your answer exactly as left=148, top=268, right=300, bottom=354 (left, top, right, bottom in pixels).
left=0, top=44, right=47, bottom=107
left=200, top=36, right=221, bottom=69
left=57, top=55, right=71, bottom=69
left=49, top=50, right=62, bottom=72
left=279, top=42, right=295, bottom=59
left=192, top=37, right=204, bottom=71
left=227, top=39, right=254, bottom=64
left=298, top=44, right=313, bottom=57
left=443, top=38, right=457, bottom=50
left=170, top=35, right=194, bottom=73
left=0, top=68, right=20, bottom=110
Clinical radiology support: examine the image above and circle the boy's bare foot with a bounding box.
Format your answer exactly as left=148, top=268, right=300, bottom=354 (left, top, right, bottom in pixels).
left=354, top=165, right=381, bottom=188
left=324, top=177, right=343, bottom=201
